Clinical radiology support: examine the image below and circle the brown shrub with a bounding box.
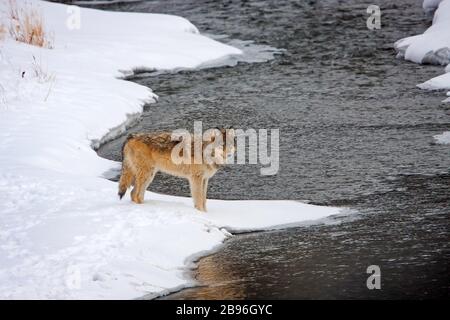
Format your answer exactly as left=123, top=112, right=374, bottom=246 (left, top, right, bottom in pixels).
left=8, top=0, right=53, bottom=48
left=0, top=24, right=6, bottom=41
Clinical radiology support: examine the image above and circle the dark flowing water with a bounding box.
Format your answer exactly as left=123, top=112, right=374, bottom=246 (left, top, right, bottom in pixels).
left=89, top=0, right=449, bottom=299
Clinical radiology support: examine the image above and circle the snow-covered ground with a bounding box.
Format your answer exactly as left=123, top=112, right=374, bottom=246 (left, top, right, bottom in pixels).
left=0, top=1, right=342, bottom=299
left=395, top=0, right=450, bottom=143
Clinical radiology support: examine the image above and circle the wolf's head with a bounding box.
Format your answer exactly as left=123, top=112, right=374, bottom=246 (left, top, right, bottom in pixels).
left=202, top=127, right=236, bottom=165
left=220, top=127, right=236, bottom=161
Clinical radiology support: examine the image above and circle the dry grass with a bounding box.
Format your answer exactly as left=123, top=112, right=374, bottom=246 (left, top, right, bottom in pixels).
left=0, top=24, right=6, bottom=41
left=8, top=0, right=52, bottom=48
left=32, top=55, right=55, bottom=82
left=31, top=55, right=56, bottom=101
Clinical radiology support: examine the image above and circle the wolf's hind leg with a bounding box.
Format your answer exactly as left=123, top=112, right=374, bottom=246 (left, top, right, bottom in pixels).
left=118, top=162, right=134, bottom=199
left=131, top=167, right=155, bottom=204
left=138, top=168, right=156, bottom=203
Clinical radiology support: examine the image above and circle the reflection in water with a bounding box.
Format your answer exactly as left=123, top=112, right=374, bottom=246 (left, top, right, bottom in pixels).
left=189, top=257, right=248, bottom=300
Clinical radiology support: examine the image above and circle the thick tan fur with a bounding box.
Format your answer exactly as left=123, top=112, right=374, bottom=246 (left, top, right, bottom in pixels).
left=118, top=130, right=235, bottom=212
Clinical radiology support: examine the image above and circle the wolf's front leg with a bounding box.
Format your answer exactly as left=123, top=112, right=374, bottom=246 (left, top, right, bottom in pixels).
left=202, top=178, right=209, bottom=212
left=190, top=176, right=206, bottom=212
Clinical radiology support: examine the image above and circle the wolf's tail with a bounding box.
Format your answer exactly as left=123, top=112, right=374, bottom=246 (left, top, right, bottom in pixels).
left=118, top=135, right=135, bottom=199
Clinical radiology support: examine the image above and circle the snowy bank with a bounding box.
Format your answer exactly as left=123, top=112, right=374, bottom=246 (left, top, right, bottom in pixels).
left=0, top=1, right=341, bottom=299
left=395, top=0, right=450, bottom=98
left=423, top=0, right=445, bottom=12
left=395, top=0, right=450, bottom=144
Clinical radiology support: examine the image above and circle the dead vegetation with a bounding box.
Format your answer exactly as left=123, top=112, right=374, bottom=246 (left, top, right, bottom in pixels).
left=7, top=0, right=53, bottom=48
left=0, top=24, right=6, bottom=41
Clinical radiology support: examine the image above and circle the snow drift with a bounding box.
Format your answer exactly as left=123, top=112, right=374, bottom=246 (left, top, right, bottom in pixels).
left=395, top=0, right=450, bottom=97
left=395, top=0, right=450, bottom=143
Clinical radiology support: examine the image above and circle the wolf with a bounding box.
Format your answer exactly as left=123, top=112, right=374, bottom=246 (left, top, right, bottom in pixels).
left=118, top=128, right=236, bottom=212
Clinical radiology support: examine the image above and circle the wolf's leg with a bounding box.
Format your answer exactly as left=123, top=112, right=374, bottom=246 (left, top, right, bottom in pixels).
left=202, top=178, right=209, bottom=212
left=138, top=168, right=156, bottom=203
left=130, top=182, right=139, bottom=203
left=190, top=176, right=205, bottom=212
left=131, top=167, right=155, bottom=204
left=118, top=162, right=134, bottom=199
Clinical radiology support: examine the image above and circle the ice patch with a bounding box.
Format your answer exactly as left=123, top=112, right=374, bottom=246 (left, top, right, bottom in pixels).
left=201, top=35, right=285, bottom=67
left=125, top=34, right=284, bottom=79
left=433, top=131, right=450, bottom=144
left=395, top=0, right=450, bottom=102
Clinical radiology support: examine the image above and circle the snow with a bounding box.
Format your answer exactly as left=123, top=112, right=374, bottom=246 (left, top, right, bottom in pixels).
left=395, top=0, right=450, bottom=141
left=434, top=131, right=450, bottom=144
left=0, top=1, right=342, bottom=299
left=395, top=0, right=450, bottom=101
left=423, top=0, right=444, bottom=12
left=396, top=0, right=450, bottom=65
